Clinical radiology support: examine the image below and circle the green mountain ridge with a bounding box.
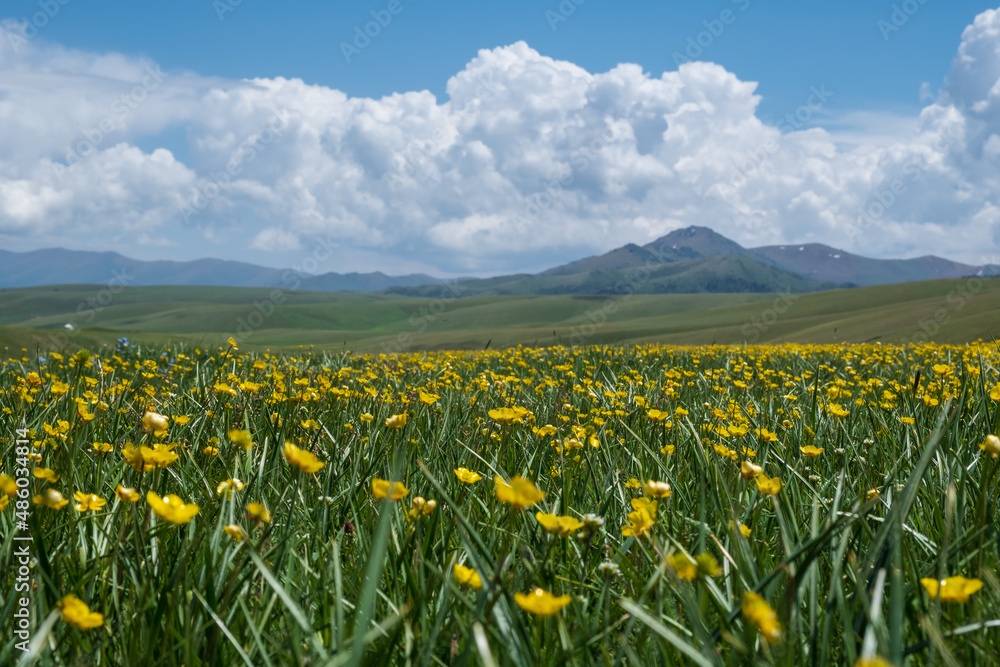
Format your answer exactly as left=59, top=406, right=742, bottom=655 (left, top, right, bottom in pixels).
left=0, top=226, right=984, bottom=295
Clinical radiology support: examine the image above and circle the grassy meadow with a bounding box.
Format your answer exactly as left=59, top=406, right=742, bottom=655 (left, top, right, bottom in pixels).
left=2, top=337, right=1000, bottom=665
left=0, top=276, right=998, bottom=354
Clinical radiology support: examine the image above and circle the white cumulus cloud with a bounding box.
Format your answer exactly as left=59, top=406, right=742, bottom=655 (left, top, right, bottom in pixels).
left=1, top=11, right=999, bottom=272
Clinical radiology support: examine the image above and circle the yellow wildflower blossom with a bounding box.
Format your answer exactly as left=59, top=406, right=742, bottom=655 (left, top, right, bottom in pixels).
left=372, top=478, right=409, bottom=501
left=58, top=595, right=103, bottom=630
left=453, top=563, right=483, bottom=590
left=494, top=476, right=544, bottom=511
left=283, top=441, right=324, bottom=473
left=147, top=492, right=200, bottom=524
left=514, top=588, right=571, bottom=616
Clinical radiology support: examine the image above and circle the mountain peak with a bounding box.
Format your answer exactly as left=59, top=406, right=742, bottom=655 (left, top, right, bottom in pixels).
left=645, top=226, right=748, bottom=259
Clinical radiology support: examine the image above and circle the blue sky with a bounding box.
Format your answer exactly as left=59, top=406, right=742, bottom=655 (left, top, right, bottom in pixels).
left=1, top=1, right=1000, bottom=274
left=12, top=0, right=989, bottom=119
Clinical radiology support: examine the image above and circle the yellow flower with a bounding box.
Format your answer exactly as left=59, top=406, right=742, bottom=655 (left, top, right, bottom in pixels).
left=535, top=512, right=584, bottom=537
left=742, top=591, right=782, bottom=643
left=625, top=477, right=641, bottom=489
left=867, top=488, right=881, bottom=500
left=214, top=382, right=237, bottom=396
left=122, top=442, right=144, bottom=471
left=454, top=467, right=482, bottom=484
left=647, top=409, right=669, bottom=422
left=73, top=491, right=106, bottom=512
left=418, top=391, right=439, bottom=406
left=668, top=552, right=698, bottom=581
left=979, top=435, right=1000, bottom=458
left=453, top=563, right=483, bottom=590
left=731, top=520, right=752, bottom=537
left=33, top=488, right=69, bottom=509
left=740, top=460, right=763, bottom=479
left=920, top=576, right=983, bottom=603
left=385, top=413, right=408, bottom=429
left=93, top=442, right=113, bottom=453
left=283, top=441, right=325, bottom=473
left=827, top=403, right=849, bottom=418
left=900, top=416, right=915, bottom=425
left=800, top=445, right=824, bottom=458
left=216, top=478, right=245, bottom=498
left=407, top=496, right=437, bottom=520
left=931, top=364, right=953, bottom=376
left=58, top=594, right=103, bottom=630
left=224, top=524, right=248, bottom=542
left=854, top=657, right=894, bottom=667
left=696, top=553, right=723, bottom=577
left=621, top=498, right=657, bottom=537
left=534, top=424, right=558, bottom=437
left=141, top=411, right=169, bottom=433
left=372, top=478, right=409, bottom=501
left=115, top=484, right=140, bottom=502
left=203, top=446, right=220, bottom=456
left=146, top=492, right=200, bottom=524
left=755, top=428, right=778, bottom=442
left=77, top=403, right=95, bottom=422
left=755, top=473, right=781, bottom=495
left=227, top=336, right=238, bottom=349
left=360, top=413, right=374, bottom=423
left=495, top=476, right=544, bottom=511
left=642, top=480, right=672, bottom=498
left=173, top=415, right=191, bottom=425
left=990, top=384, right=1000, bottom=402
left=514, top=588, right=571, bottom=616
left=488, top=406, right=529, bottom=424
left=32, top=467, right=59, bottom=483
left=138, top=443, right=179, bottom=469
left=1, top=474, right=17, bottom=497
left=247, top=502, right=272, bottom=523
left=228, top=429, right=254, bottom=450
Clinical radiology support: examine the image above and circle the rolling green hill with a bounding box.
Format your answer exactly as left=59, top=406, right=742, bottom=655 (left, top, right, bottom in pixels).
left=1, top=277, right=997, bottom=354
left=388, top=253, right=842, bottom=297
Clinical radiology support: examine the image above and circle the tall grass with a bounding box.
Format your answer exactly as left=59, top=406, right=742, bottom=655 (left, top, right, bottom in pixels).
left=1, top=341, right=999, bottom=665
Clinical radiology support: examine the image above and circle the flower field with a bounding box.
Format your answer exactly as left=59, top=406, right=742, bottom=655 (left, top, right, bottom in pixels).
left=3, top=339, right=1000, bottom=665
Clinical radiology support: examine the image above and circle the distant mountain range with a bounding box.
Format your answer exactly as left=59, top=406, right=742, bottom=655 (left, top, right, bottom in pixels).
left=0, top=227, right=990, bottom=295
left=388, top=226, right=986, bottom=297
left=0, top=248, right=446, bottom=292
